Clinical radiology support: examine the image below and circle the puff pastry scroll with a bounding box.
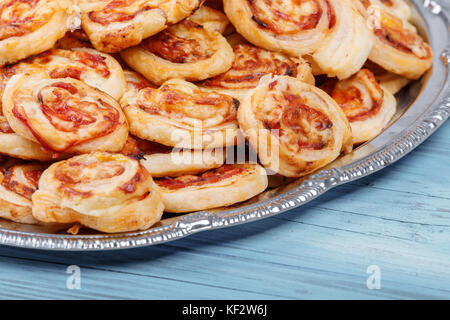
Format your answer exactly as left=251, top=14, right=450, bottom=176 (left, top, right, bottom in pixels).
left=2, top=73, right=129, bottom=154
left=120, top=79, right=240, bottom=149
left=0, top=163, right=45, bottom=224
left=0, top=116, right=61, bottom=161
left=121, top=20, right=234, bottom=85
left=79, top=0, right=204, bottom=53
left=375, top=72, right=410, bottom=95
left=364, top=60, right=410, bottom=95
left=366, top=6, right=432, bottom=79
left=311, top=0, right=374, bottom=79
left=120, top=135, right=225, bottom=178
left=124, top=70, right=155, bottom=93
left=190, top=5, right=230, bottom=34
left=224, top=0, right=372, bottom=79
left=200, top=43, right=315, bottom=101
left=56, top=29, right=93, bottom=50
left=0, top=0, right=79, bottom=66
left=0, top=48, right=127, bottom=103
left=238, top=75, right=352, bottom=177
left=322, top=69, right=397, bottom=144
left=155, top=163, right=268, bottom=213
left=360, top=0, right=411, bottom=21
left=32, top=152, right=164, bottom=233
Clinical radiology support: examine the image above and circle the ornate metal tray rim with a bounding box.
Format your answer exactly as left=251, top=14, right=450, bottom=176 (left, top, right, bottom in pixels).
left=0, top=0, right=449, bottom=250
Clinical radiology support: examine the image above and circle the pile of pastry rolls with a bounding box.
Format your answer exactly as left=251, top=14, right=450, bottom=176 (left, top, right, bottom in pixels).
left=0, top=0, right=433, bottom=233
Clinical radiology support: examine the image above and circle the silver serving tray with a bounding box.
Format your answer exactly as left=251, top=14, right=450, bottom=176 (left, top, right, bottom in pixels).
left=0, top=0, right=449, bottom=250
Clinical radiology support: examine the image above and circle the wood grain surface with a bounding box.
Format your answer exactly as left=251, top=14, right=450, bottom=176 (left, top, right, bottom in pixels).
left=0, top=121, right=448, bottom=300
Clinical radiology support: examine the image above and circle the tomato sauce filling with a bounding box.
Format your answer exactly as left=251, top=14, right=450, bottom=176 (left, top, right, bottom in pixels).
left=332, top=87, right=381, bottom=122
left=2, top=166, right=42, bottom=199
left=36, top=50, right=111, bottom=78
left=1, top=50, right=111, bottom=94
left=74, top=51, right=110, bottom=77
left=379, top=0, right=394, bottom=6
left=138, top=86, right=238, bottom=123
left=0, top=0, right=48, bottom=41
left=155, top=165, right=247, bottom=190
left=88, top=0, right=153, bottom=25
left=259, top=87, right=333, bottom=150
left=322, top=70, right=384, bottom=122
left=142, top=22, right=211, bottom=64
left=203, top=44, right=297, bottom=89
left=373, top=12, right=431, bottom=59
left=55, top=160, right=126, bottom=197
left=247, top=0, right=334, bottom=34
left=126, top=74, right=155, bottom=91
left=12, top=82, right=120, bottom=152
left=120, top=136, right=173, bottom=159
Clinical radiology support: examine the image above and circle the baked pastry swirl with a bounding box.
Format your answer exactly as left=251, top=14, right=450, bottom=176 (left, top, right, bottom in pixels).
left=121, top=20, right=234, bottom=85
left=120, top=79, right=239, bottom=149
left=120, top=135, right=225, bottom=177
left=0, top=163, right=45, bottom=224
left=0, top=48, right=127, bottom=104
left=224, top=0, right=333, bottom=56
left=190, top=5, right=230, bottom=33
left=238, top=75, right=352, bottom=177
left=154, top=163, right=268, bottom=213
left=124, top=70, right=155, bottom=93
left=200, top=43, right=315, bottom=101
left=311, top=0, right=374, bottom=79
left=322, top=69, right=397, bottom=144
left=364, top=60, right=410, bottom=95
left=366, top=6, right=432, bottom=79
left=56, top=29, right=93, bottom=50
left=0, top=0, right=80, bottom=66
left=2, top=72, right=129, bottom=154
left=0, top=116, right=60, bottom=161
left=224, top=0, right=373, bottom=79
left=79, top=0, right=204, bottom=53
left=375, top=72, right=410, bottom=95
left=360, top=0, right=411, bottom=21
left=32, top=152, right=164, bottom=233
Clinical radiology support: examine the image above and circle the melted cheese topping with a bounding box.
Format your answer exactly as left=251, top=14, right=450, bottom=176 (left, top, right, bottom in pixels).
left=1, top=164, right=44, bottom=201
left=82, top=0, right=202, bottom=25
left=0, top=48, right=125, bottom=100
left=140, top=20, right=216, bottom=64
left=247, top=0, right=333, bottom=35
left=368, top=6, right=431, bottom=59
left=120, top=135, right=172, bottom=159
left=56, top=29, right=93, bottom=49
left=323, top=69, right=384, bottom=122
left=0, top=0, right=55, bottom=41
left=5, top=74, right=127, bottom=152
left=254, top=80, right=333, bottom=153
left=87, top=0, right=156, bottom=25
left=124, top=70, right=155, bottom=91
left=155, top=164, right=253, bottom=190
left=39, top=152, right=152, bottom=217
left=202, top=43, right=298, bottom=90
left=135, top=80, right=239, bottom=130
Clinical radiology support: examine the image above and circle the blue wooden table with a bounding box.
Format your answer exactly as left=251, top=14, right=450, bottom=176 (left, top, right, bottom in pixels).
left=0, top=121, right=448, bottom=300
